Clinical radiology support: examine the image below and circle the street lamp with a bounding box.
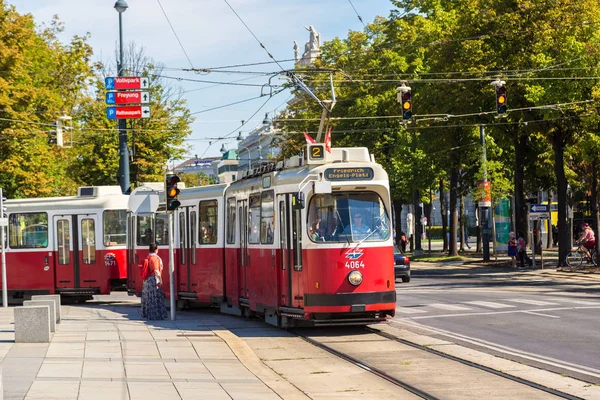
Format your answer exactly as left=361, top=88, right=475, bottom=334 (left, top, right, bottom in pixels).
left=115, top=0, right=130, bottom=194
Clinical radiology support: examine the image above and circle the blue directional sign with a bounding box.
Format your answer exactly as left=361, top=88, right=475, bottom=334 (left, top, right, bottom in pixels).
left=105, top=77, right=115, bottom=90
left=530, top=204, right=549, bottom=213
left=106, top=107, right=117, bottom=120
left=106, top=92, right=116, bottom=105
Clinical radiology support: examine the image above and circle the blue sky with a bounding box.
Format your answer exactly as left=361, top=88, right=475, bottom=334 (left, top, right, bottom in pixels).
left=9, top=0, right=397, bottom=160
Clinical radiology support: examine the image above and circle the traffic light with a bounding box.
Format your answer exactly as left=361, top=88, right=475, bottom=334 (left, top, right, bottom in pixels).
left=165, top=173, right=181, bottom=211
left=496, top=85, right=507, bottom=114
left=401, top=91, right=412, bottom=120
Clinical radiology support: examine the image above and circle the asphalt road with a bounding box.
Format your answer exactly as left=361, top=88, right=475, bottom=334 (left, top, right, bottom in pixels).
left=393, top=263, right=600, bottom=383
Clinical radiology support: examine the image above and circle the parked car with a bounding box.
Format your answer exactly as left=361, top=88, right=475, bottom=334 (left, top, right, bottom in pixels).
left=394, top=244, right=411, bottom=282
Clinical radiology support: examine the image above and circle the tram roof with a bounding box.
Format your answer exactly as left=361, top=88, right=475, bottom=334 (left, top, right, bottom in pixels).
left=5, top=186, right=129, bottom=212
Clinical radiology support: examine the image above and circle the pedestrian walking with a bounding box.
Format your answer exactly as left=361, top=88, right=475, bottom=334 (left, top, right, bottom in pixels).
left=517, top=231, right=531, bottom=268
left=399, top=231, right=408, bottom=254
left=140, top=243, right=168, bottom=320
left=508, top=232, right=518, bottom=268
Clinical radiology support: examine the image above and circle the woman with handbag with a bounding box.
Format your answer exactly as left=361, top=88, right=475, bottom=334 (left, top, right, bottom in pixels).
left=140, top=243, right=168, bottom=320
left=508, top=232, right=518, bottom=268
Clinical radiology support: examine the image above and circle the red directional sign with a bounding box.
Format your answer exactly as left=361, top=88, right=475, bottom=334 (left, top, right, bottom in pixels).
left=106, top=106, right=151, bottom=120
left=105, top=76, right=149, bottom=90
left=106, top=91, right=150, bottom=105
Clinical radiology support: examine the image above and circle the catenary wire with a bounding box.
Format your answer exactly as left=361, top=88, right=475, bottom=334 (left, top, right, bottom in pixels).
left=156, top=0, right=195, bottom=69
left=347, top=0, right=365, bottom=26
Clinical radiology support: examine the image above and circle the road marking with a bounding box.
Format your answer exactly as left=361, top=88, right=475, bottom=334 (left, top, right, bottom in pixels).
left=522, top=310, right=560, bottom=319
left=543, top=297, right=599, bottom=306
left=395, top=307, right=426, bottom=314
left=506, top=299, right=557, bottom=306
left=428, top=303, right=472, bottom=311
left=393, top=319, right=600, bottom=378
left=465, top=301, right=515, bottom=309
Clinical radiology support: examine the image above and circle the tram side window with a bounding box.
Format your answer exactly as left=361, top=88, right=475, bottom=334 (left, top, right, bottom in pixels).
left=199, top=200, right=218, bottom=244
left=226, top=197, right=236, bottom=244
left=155, top=215, right=169, bottom=245
left=103, top=209, right=127, bottom=246
left=179, top=213, right=186, bottom=264
left=81, top=218, right=96, bottom=264
left=261, top=190, right=274, bottom=244
left=9, top=213, right=48, bottom=248
left=57, top=220, right=70, bottom=265
left=136, top=216, right=153, bottom=246
left=248, top=194, right=261, bottom=244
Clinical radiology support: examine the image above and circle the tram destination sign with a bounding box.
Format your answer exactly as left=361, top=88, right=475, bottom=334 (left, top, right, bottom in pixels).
left=324, top=167, right=374, bottom=181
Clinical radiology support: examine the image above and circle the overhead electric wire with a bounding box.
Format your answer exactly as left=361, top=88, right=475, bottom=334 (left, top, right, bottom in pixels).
left=156, top=0, right=195, bottom=69
left=222, top=0, right=286, bottom=72
left=347, top=0, right=365, bottom=26
left=195, top=59, right=296, bottom=71
left=154, top=73, right=283, bottom=88
left=190, top=89, right=285, bottom=116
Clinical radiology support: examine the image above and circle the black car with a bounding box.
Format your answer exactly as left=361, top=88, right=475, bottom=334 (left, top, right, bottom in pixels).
left=394, top=244, right=411, bottom=282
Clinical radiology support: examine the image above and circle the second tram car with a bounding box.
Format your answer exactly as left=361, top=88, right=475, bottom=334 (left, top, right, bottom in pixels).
left=3, top=186, right=129, bottom=301
left=128, top=145, right=396, bottom=326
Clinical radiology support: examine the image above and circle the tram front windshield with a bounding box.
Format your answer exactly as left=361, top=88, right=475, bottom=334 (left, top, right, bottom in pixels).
left=308, top=192, right=390, bottom=243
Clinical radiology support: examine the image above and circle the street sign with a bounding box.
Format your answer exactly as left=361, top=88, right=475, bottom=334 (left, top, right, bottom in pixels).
left=106, top=106, right=151, bottom=120
left=530, top=204, right=549, bottom=213
left=529, top=204, right=549, bottom=220
left=106, top=91, right=150, bottom=105
left=105, top=76, right=150, bottom=90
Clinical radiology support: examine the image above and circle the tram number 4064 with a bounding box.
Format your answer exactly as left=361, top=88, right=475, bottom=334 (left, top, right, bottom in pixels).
left=345, top=261, right=365, bottom=269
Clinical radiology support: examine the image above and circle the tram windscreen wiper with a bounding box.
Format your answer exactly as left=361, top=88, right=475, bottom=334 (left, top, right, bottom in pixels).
left=335, top=210, right=350, bottom=245
left=353, top=211, right=386, bottom=250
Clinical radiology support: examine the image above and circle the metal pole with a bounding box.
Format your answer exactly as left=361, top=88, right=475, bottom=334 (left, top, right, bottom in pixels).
left=168, top=212, right=176, bottom=321
left=117, top=12, right=130, bottom=194
left=0, top=188, right=6, bottom=308
left=481, top=126, right=490, bottom=262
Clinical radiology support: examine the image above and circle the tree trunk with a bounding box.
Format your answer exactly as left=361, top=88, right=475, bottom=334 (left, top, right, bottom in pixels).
left=514, top=132, right=529, bottom=243
left=459, top=195, right=465, bottom=252
left=393, top=199, right=403, bottom=247
left=449, top=168, right=459, bottom=256
left=592, top=160, right=599, bottom=257
left=440, top=179, right=448, bottom=252
left=552, top=131, right=569, bottom=267
left=546, top=191, right=553, bottom=249
left=413, top=189, right=422, bottom=252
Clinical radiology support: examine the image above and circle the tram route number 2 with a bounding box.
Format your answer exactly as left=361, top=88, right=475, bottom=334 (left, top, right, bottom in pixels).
left=345, top=260, right=365, bottom=269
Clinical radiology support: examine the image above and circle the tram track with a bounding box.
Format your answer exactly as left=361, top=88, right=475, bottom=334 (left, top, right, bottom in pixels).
left=295, top=326, right=584, bottom=400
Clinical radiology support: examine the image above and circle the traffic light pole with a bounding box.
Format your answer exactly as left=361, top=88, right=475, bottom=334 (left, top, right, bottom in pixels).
left=480, top=126, right=490, bottom=262
left=168, top=211, right=176, bottom=321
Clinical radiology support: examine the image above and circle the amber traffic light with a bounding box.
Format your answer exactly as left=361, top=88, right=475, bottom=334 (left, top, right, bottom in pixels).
left=496, top=85, right=507, bottom=114
left=165, top=173, right=181, bottom=211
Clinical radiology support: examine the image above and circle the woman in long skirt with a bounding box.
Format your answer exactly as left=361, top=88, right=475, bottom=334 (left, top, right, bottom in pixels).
left=141, top=243, right=168, bottom=320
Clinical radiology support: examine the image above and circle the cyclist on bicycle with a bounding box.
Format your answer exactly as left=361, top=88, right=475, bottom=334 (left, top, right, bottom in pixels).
left=576, top=223, right=596, bottom=259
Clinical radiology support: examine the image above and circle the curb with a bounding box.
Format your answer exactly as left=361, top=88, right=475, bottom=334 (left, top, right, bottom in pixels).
left=213, top=328, right=310, bottom=400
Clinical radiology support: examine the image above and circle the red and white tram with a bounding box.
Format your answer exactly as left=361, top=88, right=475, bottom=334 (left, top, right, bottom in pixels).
left=3, top=186, right=129, bottom=302
left=129, top=145, right=396, bottom=326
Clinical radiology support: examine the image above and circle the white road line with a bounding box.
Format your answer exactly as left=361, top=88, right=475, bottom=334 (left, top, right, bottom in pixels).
left=465, top=301, right=515, bottom=309
left=395, top=307, right=426, bottom=314
left=506, top=299, right=558, bottom=306
left=543, top=297, right=599, bottom=306
left=522, top=310, right=561, bottom=319
left=428, top=303, right=472, bottom=311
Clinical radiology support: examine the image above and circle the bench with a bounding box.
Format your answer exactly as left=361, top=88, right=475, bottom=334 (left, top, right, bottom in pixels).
left=23, top=300, right=56, bottom=332
left=14, top=306, right=51, bottom=343
left=31, top=295, right=61, bottom=323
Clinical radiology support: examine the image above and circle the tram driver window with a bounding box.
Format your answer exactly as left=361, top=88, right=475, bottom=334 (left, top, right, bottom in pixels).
left=103, top=209, right=127, bottom=246
left=9, top=212, right=48, bottom=248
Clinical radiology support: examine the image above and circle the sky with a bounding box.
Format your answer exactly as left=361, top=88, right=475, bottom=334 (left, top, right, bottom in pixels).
left=9, top=0, right=397, bottom=160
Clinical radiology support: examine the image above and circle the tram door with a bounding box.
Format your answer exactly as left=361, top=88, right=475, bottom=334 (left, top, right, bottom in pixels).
left=177, top=206, right=196, bottom=294
left=277, top=194, right=302, bottom=308
left=78, top=215, right=98, bottom=288
left=237, top=200, right=248, bottom=299
left=53, top=216, right=74, bottom=289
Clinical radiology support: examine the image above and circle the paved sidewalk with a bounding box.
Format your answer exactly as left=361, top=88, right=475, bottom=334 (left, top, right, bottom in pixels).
left=0, top=295, right=292, bottom=400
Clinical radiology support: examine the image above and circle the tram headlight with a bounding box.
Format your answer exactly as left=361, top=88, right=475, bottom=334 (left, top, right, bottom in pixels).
left=348, top=270, right=363, bottom=286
